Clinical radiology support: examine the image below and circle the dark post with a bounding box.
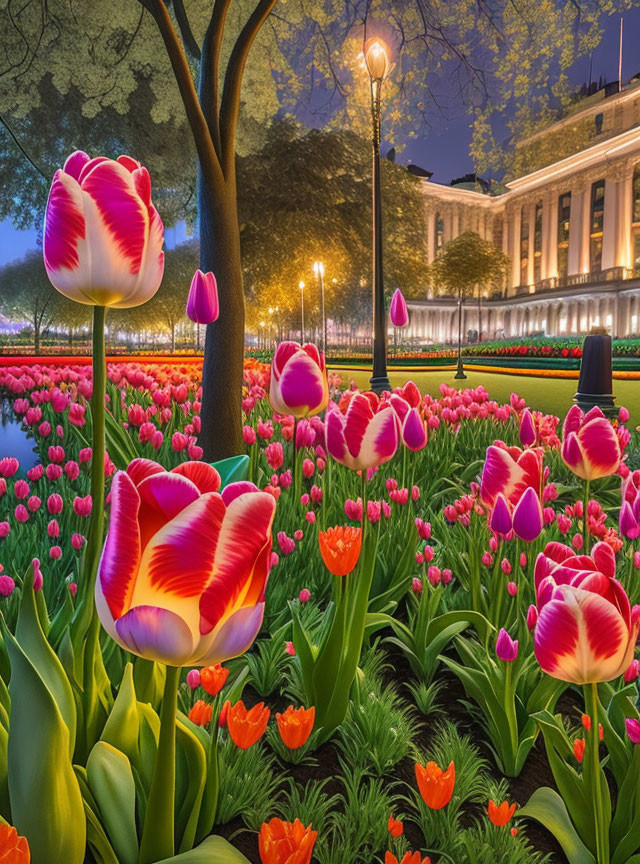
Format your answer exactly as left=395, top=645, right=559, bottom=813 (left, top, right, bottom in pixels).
left=454, top=285, right=467, bottom=379
left=574, top=332, right=616, bottom=416
left=366, top=40, right=391, bottom=395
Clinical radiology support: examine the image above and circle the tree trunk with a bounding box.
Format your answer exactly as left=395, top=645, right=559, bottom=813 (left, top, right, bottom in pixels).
left=69, top=328, right=73, bottom=351
left=198, top=177, right=245, bottom=462
left=34, top=322, right=40, bottom=355
left=171, top=323, right=176, bottom=353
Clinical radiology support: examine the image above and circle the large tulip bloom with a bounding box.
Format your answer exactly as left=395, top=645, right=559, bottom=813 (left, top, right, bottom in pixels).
left=480, top=441, right=543, bottom=508
left=529, top=541, right=640, bottom=684
left=325, top=393, right=400, bottom=471
left=43, top=150, right=164, bottom=307
left=269, top=342, right=329, bottom=418
left=561, top=405, right=620, bottom=481
left=96, top=458, right=276, bottom=666
left=619, top=470, right=640, bottom=539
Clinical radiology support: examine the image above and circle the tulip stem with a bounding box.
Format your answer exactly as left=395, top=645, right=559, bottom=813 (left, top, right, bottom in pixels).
left=140, top=663, right=181, bottom=864
left=85, top=304, right=106, bottom=588
left=584, top=682, right=609, bottom=864
left=583, top=479, right=590, bottom=554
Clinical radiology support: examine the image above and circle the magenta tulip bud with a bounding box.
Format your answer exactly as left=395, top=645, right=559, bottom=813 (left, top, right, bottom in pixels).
left=68, top=583, right=78, bottom=598
left=442, top=568, right=453, bottom=584
left=402, top=408, right=427, bottom=451
left=481, top=552, right=493, bottom=567
left=415, top=518, right=431, bottom=540
left=526, top=604, right=538, bottom=631
left=501, top=558, right=512, bottom=575
left=186, top=669, right=201, bottom=690
left=490, top=494, right=512, bottom=537
left=626, top=718, right=640, bottom=744
left=299, top=588, right=311, bottom=603
left=389, top=288, right=409, bottom=327
left=186, top=270, right=219, bottom=324
left=0, top=522, right=9, bottom=538
left=0, top=575, right=15, bottom=596
left=285, top=641, right=296, bottom=656
left=624, top=659, right=640, bottom=683
left=50, top=546, right=62, bottom=559
left=507, top=581, right=518, bottom=597
left=305, top=510, right=316, bottom=523
left=412, top=577, right=423, bottom=595
left=512, top=487, right=543, bottom=542
left=496, top=628, right=518, bottom=662
left=32, top=558, right=43, bottom=591
left=519, top=409, right=536, bottom=447
left=71, top=533, right=86, bottom=550
left=519, top=552, right=527, bottom=568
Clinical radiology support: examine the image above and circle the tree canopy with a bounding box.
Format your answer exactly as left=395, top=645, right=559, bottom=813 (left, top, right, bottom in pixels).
left=429, top=231, right=509, bottom=300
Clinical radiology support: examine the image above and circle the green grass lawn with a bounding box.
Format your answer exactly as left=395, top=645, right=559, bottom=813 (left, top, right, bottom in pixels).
left=332, top=367, right=640, bottom=428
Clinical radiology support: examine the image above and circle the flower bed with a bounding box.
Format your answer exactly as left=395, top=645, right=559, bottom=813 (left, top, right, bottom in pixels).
left=1, top=351, right=639, bottom=864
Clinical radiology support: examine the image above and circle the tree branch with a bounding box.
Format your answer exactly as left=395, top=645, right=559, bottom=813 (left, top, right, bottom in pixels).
left=200, top=0, right=233, bottom=161
left=136, top=0, right=223, bottom=190
left=219, top=0, right=276, bottom=176
left=0, top=113, right=51, bottom=182
left=170, top=0, right=201, bottom=60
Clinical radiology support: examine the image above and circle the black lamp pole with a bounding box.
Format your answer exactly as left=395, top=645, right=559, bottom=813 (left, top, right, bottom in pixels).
left=366, top=40, right=391, bottom=394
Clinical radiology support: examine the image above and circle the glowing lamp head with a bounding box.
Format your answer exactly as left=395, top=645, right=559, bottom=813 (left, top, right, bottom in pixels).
left=313, top=261, right=325, bottom=278
left=364, top=38, right=389, bottom=81
left=299, top=281, right=305, bottom=290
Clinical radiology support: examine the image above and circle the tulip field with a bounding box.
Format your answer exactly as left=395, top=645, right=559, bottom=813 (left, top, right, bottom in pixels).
left=0, top=149, right=639, bottom=864
left=1, top=342, right=640, bottom=864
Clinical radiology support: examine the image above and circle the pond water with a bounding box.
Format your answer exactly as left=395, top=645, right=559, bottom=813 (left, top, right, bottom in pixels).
left=0, top=397, right=39, bottom=472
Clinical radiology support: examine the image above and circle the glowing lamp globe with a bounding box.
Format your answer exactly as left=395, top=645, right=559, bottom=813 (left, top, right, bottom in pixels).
left=364, top=38, right=389, bottom=81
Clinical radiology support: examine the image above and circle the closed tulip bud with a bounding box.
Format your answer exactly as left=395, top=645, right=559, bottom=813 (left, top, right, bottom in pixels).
left=389, top=288, right=409, bottom=327
left=561, top=405, right=620, bottom=481
left=482, top=552, right=493, bottom=567
left=572, top=533, right=583, bottom=550
left=520, top=552, right=527, bottom=567
left=294, top=529, right=303, bottom=541
left=14, top=480, right=30, bottom=499
left=305, top=510, right=316, bottom=523
left=73, top=495, right=92, bottom=516
left=573, top=739, right=585, bottom=762
left=624, top=659, right=640, bottom=682
left=387, top=815, right=404, bottom=838
left=619, top=406, right=630, bottom=423
left=64, top=460, right=80, bottom=480
left=412, top=577, right=423, bottom=594
left=489, top=535, right=499, bottom=551
left=0, top=522, right=9, bottom=538
left=186, top=270, right=219, bottom=324
left=32, top=559, right=43, bottom=591
left=0, top=575, right=16, bottom=596
left=45, top=464, right=62, bottom=482
left=186, top=669, right=201, bottom=690
left=71, top=533, right=85, bottom=550
left=501, top=558, right=511, bottom=575
left=625, top=718, right=640, bottom=744
left=50, top=546, right=62, bottom=559
left=442, top=568, right=453, bottom=584
left=302, top=458, right=315, bottom=478
left=424, top=545, right=435, bottom=562
left=519, top=409, right=536, bottom=447
left=507, top=581, right=518, bottom=596
left=79, top=447, right=92, bottom=463
left=279, top=470, right=293, bottom=489
left=496, top=628, right=518, bottom=662
left=635, top=551, right=640, bottom=570
left=47, top=519, right=60, bottom=538
left=14, top=505, right=29, bottom=523
left=427, top=566, right=441, bottom=585
left=299, top=588, right=311, bottom=603
left=285, top=641, right=296, bottom=655
left=27, top=496, right=41, bottom=512
left=242, top=425, right=257, bottom=445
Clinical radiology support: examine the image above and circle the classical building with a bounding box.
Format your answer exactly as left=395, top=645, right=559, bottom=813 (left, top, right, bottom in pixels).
left=407, top=76, right=640, bottom=343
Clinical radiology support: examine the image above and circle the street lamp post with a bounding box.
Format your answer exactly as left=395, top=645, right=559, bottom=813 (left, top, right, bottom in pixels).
left=365, top=38, right=391, bottom=394
left=299, top=281, right=305, bottom=343
left=314, top=260, right=327, bottom=356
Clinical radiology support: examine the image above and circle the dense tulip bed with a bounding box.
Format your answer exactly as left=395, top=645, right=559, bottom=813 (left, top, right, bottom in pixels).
left=1, top=347, right=640, bottom=864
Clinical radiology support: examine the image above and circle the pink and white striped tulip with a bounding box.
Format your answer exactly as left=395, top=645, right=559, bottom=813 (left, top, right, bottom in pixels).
left=43, top=150, right=164, bottom=307
left=480, top=441, right=543, bottom=509
left=269, top=342, right=329, bottom=418
left=561, top=405, right=620, bottom=482
left=186, top=270, right=219, bottom=324
left=529, top=540, right=640, bottom=684
left=96, top=458, right=276, bottom=666
left=325, top=393, right=400, bottom=471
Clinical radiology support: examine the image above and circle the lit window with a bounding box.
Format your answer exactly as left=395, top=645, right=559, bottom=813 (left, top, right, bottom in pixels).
left=557, top=192, right=571, bottom=279
left=520, top=205, right=529, bottom=286
left=590, top=180, right=605, bottom=272
left=533, top=202, right=543, bottom=282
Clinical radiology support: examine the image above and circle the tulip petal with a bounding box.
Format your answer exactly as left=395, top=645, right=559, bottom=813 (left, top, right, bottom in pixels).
left=591, top=542, right=617, bottom=578
left=171, top=461, right=221, bottom=494
left=578, top=418, right=620, bottom=480
left=562, top=404, right=584, bottom=437
left=359, top=406, right=400, bottom=468
left=200, top=491, right=275, bottom=635
left=325, top=409, right=348, bottom=464
left=490, top=493, right=513, bottom=537
left=43, top=170, right=86, bottom=275
left=99, top=471, right=141, bottom=619
left=221, top=481, right=259, bottom=506
left=195, top=603, right=265, bottom=666
left=278, top=351, right=327, bottom=416
left=126, top=457, right=164, bottom=486
left=403, top=408, right=427, bottom=451
left=481, top=445, right=527, bottom=507
left=344, top=394, right=374, bottom=459
left=619, top=500, right=640, bottom=539
left=115, top=605, right=194, bottom=665
left=136, top=471, right=201, bottom=549
left=561, top=433, right=584, bottom=477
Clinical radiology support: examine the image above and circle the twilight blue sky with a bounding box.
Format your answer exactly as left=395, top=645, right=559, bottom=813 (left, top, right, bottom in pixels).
left=1, top=8, right=639, bottom=267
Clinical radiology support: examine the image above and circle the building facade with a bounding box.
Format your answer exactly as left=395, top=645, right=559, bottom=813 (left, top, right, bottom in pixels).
left=407, top=77, right=640, bottom=343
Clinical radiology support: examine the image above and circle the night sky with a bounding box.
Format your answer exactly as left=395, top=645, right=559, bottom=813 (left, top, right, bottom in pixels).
left=1, top=8, right=639, bottom=266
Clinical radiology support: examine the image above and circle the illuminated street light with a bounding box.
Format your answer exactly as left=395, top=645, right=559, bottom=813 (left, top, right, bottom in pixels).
left=364, top=37, right=391, bottom=393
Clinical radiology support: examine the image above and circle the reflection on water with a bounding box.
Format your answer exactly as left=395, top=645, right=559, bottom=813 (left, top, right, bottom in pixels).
left=0, top=397, right=38, bottom=472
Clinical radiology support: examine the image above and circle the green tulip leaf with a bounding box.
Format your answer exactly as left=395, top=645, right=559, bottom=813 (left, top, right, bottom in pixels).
left=87, top=741, right=139, bottom=864
left=101, top=663, right=140, bottom=770
left=519, top=787, right=596, bottom=864
left=211, top=455, right=249, bottom=488
left=156, top=835, right=251, bottom=863
left=2, top=621, right=85, bottom=863
left=175, top=716, right=207, bottom=854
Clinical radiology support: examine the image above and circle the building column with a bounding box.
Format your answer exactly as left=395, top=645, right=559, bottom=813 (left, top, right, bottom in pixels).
left=452, top=208, right=460, bottom=240
left=568, top=190, right=583, bottom=275
left=546, top=192, right=559, bottom=279
left=580, top=188, right=592, bottom=274
left=602, top=177, right=618, bottom=271
left=511, top=208, right=521, bottom=290
left=427, top=211, right=436, bottom=264
left=527, top=202, right=536, bottom=286
left=616, top=167, right=633, bottom=270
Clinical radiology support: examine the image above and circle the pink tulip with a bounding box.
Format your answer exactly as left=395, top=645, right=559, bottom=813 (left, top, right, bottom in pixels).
left=625, top=718, right=640, bottom=745
left=38, top=421, right=51, bottom=437
left=277, top=531, right=296, bottom=556
left=243, top=425, right=257, bottom=445
left=48, top=520, right=60, bottom=538
left=186, top=270, right=219, bottom=324
left=27, top=496, right=41, bottom=512
left=402, top=408, right=428, bottom=451
left=47, top=494, right=63, bottom=515
left=14, top=505, right=29, bottom=523
left=265, top=442, right=284, bottom=471
left=624, top=659, right=640, bottom=683
left=480, top=442, right=543, bottom=509
left=0, top=522, right=10, bottom=538
left=71, top=533, right=86, bottom=550
left=73, top=495, right=93, bottom=517
left=507, top=581, right=518, bottom=596
left=43, top=150, right=164, bottom=307
left=389, top=288, right=409, bottom=327
left=79, top=447, right=93, bottom=463
left=415, top=518, right=431, bottom=540
left=50, top=546, right=62, bottom=559
left=620, top=471, right=640, bottom=540
left=96, top=458, right=274, bottom=666
left=299, top=589, right=311, bottom=603
left=496, top=628, right=518, bottom=662
left=32, top=558, right=43, bottom=591
left=14, top=480, right=30, bottom=499
left=69, top=403, right=86, bottom=426
left=326, top=394, right=400, bottom=471
left=561, top=405, right=620, bottom=481
left=172, top=432, right=189, bottom=452
left=269, top=342, right=329, bottom=418
left=530, top=541, right=640, bottom=683
left=186, top=669, right=201, bottom=690
left=0, top=575, right=15, bottom=596
left=27, top=465, right=44, bottom=482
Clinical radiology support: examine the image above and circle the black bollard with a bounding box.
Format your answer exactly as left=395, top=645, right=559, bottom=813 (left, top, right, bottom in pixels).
left=574, top=333, right=616, bottom=417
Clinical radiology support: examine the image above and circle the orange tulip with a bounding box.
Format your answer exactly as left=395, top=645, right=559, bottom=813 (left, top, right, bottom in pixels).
left=0, top=823, right=30, bottom=864
left=276, top=705, right=315, bottom=749
left=415, top=760, right=455, bottom=809
left=385, top=852, right=431, bottom=864
left=387, top=814, right=404, bottom=837
left=226, top=700, right=270, bottom=749
left=318, top=525, right=362, bottom=576
left=488, top=799, right=517, bottom=826
left=188, top=699, right=213, bottom=727
left=258, top=817, right=317, bottom=864
left=200, top=664, right=229, bottom=696
left=573, top=739, right=585, bottom=763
